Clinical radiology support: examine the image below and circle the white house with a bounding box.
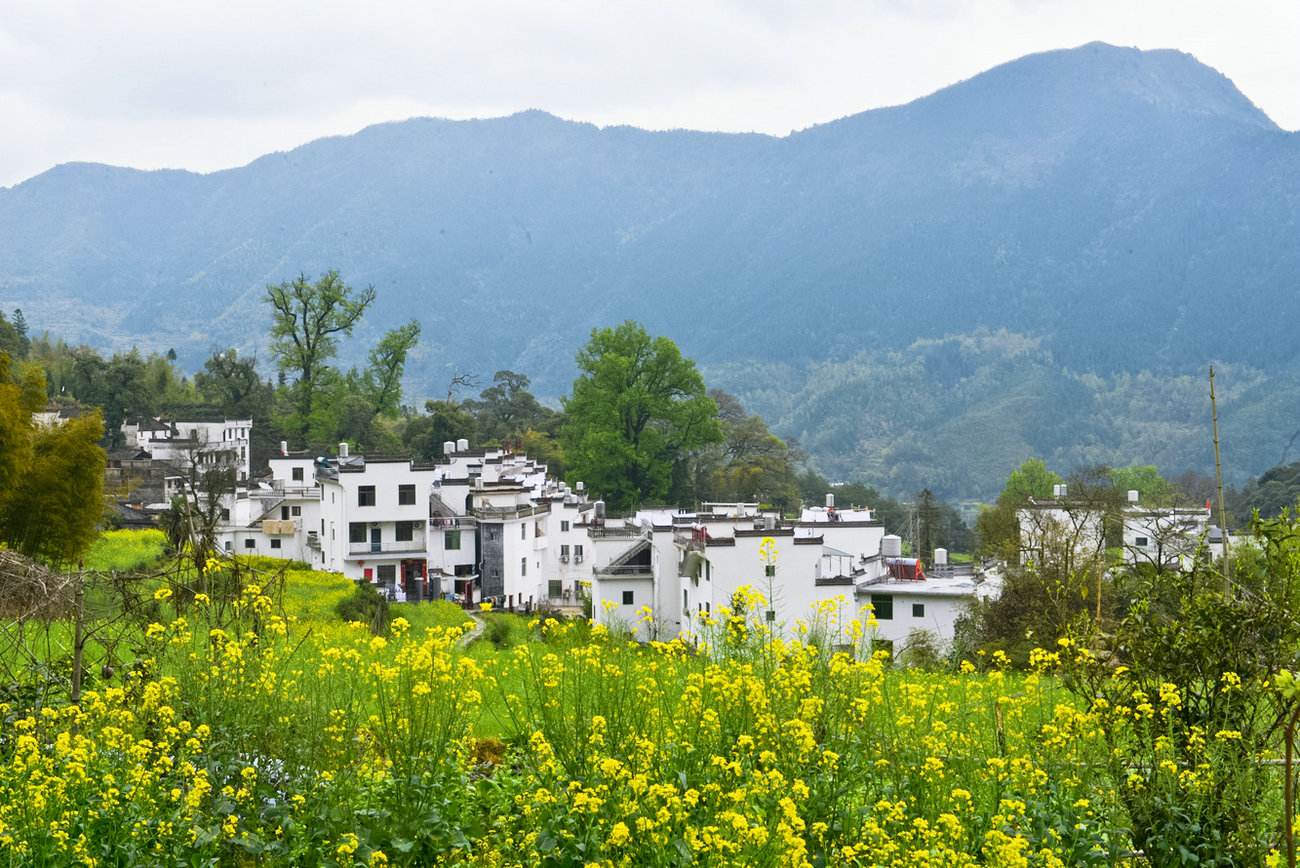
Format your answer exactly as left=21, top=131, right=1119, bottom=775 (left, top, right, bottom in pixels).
left=1121, top=489, right=1213, bottom=570
left=588, top=495, right=998, bottom=651
left=1016, top=485, right=1106, bottom=568
left=123, top=416, right=254, bottom=481
left=214, top=446, right=322, bottom=563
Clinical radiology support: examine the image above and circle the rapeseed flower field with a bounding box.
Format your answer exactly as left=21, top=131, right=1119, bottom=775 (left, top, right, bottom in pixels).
left=0, top=531, right=1292, bottom=865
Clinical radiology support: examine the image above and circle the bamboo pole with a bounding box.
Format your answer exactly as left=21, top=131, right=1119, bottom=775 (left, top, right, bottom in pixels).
left=1210, top=366, right=1232, bottom=590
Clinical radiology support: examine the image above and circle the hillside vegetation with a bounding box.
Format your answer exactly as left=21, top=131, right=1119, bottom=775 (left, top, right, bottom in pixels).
left=2, top=42, right=1298, bottom=497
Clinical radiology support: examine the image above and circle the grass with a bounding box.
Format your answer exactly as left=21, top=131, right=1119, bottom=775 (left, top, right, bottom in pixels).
left=82, top=528, right=168, bottom=572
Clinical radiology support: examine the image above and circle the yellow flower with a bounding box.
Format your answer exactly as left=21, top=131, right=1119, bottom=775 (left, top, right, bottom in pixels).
left=153, top=587, right=173, bottom=602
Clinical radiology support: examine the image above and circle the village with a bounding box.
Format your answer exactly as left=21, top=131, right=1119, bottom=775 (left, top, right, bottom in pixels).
left=88, top=412, right=1247, bottom=653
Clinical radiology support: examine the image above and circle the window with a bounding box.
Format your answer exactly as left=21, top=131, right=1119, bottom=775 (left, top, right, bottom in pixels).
left=445, top=530, right=461, bottom=550
left=396, top=521, right=414, bottom=542
left=560, top=544, right=570, bottom=560
left=363, top=568, right=373, bottom=581
left=349, top=523, right=367, bottom=544
left=549, top=580, right=563, bottom=598
left=622, top=590, right=634, bottom=605
left=244, top=539, right=255, bottom=550
left=521, top=557, right=528, bottom=576
left=521, top=524, right=527, bottom=539
left=398, top=484, right=415, bottom=505
left=291, top=506, right=301, bottom=517
left=870, top=594, right=894, bottom=620
left=358, top=485, right=376, bottom=507
left=220, top=508, right=230, bottom=521
left=912, top=603, right=925, bottom=618
left=764, top=564, right=776, bottom=577
left=683, top=589, right=688, bottom=611
left=377, top=564, right=396, bottom=584
left=281, top=506, right=290, bottom=520
left=561, top=520, right=570, bottom=532
left=574, top=544, right=584, bottom=561
left=1135, top=536, right=1149, bottom=547
left=271, top=538, right=282, bottom=550
left=292, top=467, right=304, bottom=482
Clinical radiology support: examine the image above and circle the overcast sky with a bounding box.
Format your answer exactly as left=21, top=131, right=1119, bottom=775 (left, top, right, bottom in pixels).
left=1, top=0, right=1297, bottom=188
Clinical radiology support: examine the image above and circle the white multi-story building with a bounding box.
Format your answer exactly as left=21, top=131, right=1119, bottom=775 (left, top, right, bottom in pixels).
left=587, top=496, right=999, bottom=650
left=195, top=436, right=998, bottom=651
left=213, top=447, right=322, bottom=563
left=1121, top=489, right=1212, bottom=570
left=1016, top=485, right=1106, bottom=568
left=123, top=416, right=254, bottom=481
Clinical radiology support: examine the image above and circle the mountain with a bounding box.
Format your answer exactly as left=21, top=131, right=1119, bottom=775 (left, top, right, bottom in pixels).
left=2, top=42, right=1298, bottom=499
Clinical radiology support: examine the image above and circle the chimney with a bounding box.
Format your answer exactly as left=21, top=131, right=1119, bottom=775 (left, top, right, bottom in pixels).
left=280, top=440, right=288, bottom=456
left=456, top=438, right=469, bottom=452
left=1127, top=489, right=1140, bottom=504
left=338, top=442, right=349, bottom=459
left=825, top=492, right=835, bottom=509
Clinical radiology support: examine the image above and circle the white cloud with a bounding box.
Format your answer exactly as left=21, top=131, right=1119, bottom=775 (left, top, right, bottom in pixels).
left=0, top=0, right=1296, bottom=186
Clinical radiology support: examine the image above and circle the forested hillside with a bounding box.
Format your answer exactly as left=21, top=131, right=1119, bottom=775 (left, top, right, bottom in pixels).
left=2, top=41, right=1297, bottom=498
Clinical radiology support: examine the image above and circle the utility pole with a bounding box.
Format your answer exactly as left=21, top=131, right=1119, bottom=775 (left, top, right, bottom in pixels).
left=1209, top=366, right=1232, bottom=590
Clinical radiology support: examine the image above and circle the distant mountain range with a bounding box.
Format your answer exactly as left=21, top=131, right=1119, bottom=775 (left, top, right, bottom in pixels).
left=2, top=41, right=1297, bottom=499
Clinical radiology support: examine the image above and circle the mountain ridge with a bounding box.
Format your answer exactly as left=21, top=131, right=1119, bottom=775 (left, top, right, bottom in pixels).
left=1, top=41, right=1297, bottom=498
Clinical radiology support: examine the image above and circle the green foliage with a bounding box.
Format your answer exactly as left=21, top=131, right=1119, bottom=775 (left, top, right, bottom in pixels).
left=0, top=360, right=106, bottom=566
left=687, top=390, right=800, bottom=512
left=1233, top=459, right=1300, bottom=524
left=562, top=322, right=722, bottom=510
left=194, top=348, right=274, bottom=420
left=264, top=270, right=376, bottom=439
left=336, top=580, right=391, bottom=635
left=403, top=400, right=477, bottom=461
left=1059, top=511, right=1300, bottom=864
left=462, top=370, right=559, bottom=446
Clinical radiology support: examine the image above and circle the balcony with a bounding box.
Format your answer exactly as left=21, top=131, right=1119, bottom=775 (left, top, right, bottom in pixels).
left=586, top=526, right=644, bottom=539
left=533, top=535, right=549, bottom=551
left=347, top=538, right=428, bottom=556
left=472, top=503, right=550, bottom=520
left=594, top=563, right=653, bottom=579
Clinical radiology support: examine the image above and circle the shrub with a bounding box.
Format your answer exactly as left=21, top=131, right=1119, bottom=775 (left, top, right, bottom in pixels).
left=336, top=580, right=390, bottom=634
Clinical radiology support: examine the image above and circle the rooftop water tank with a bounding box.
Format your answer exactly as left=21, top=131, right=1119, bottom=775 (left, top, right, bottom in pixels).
left=881, top=534, right=902, bottom=558
left=933, top=547, right=948, bottom=566
left=456, top=438, right=469, bottom=452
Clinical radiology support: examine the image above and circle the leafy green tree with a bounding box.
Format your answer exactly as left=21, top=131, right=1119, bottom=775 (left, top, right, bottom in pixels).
left=0, top=359, right=106, bottom=566
left=363, top=321, right=421, bottom=420
left=561, top=322, right=721, bottom=510
left=976, top=458, right=1064, bottom=558
left=265, top=270, right=375, bottom=439
left=0, top=311, right=25, bottom=360
left=194, top=349, right=273, bottom=419
left=692, top=390, right=800, bottom=511
left=1108, top=465, right=1174, bottom=502
left=403, top=400, right=478, bottom=462
left=463, top=370, right=558, bottom=445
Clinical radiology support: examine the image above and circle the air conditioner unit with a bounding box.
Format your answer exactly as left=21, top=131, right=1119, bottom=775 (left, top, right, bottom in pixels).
left=574, top=554, right=584, bottom=563
left=560, top=554, right=569, bottom=563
